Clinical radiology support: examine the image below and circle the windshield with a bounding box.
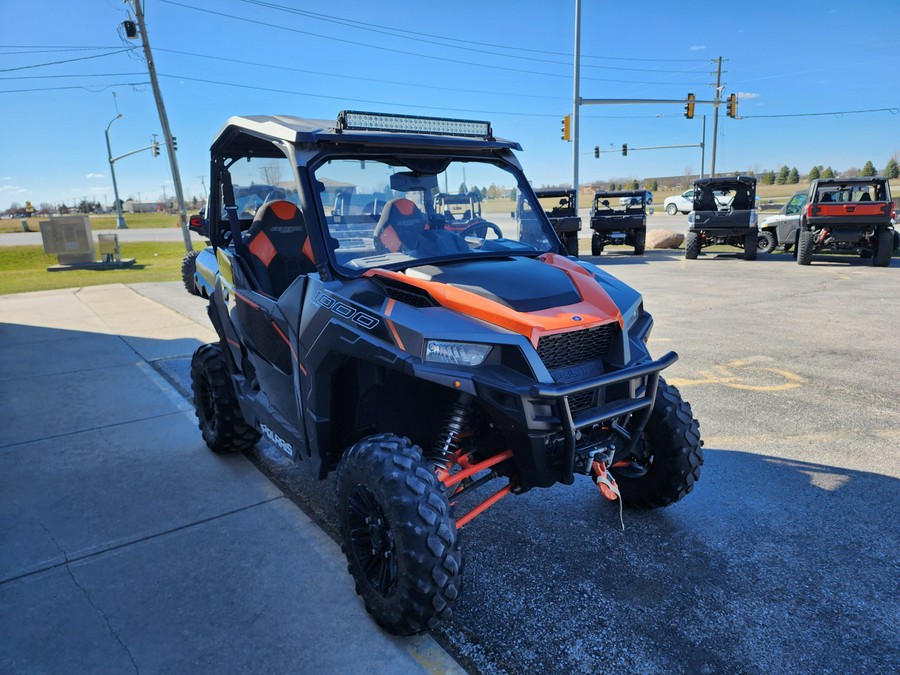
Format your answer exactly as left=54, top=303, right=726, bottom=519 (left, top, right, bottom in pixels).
left=313, top=157, right=555, bottom=274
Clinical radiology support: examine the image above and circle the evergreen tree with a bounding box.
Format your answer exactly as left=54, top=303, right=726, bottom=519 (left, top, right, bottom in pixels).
left=821, top=166, right=835, bottom=179
left=808, top=166, right=820, bottom=180
left=860, top=160, right=876, bottom=177
left=776, top=165, right=790, bottom=184
left=629, top=179, right=639, bottom=190
left=650, top=180, right=658, bottom=191
left=788, top=167, right=800, bottom=184
left=760, top=170, right=775, bottom=185
left=884, top=158, right=900, bottom=179
left=458, top=181, right=468, bottom=194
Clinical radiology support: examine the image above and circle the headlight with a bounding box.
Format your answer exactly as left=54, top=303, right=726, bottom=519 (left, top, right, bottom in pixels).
left=425, top=340, right=492, bottom=366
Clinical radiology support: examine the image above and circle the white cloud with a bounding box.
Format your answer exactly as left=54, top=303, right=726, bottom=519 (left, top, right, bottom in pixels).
left=0, top=185, right=27, bottom=194
left=86, top=172, right=105, bottom=179
left=690, top=45, right=706, bottom=51
left=736, top=92, right=760, bottom=99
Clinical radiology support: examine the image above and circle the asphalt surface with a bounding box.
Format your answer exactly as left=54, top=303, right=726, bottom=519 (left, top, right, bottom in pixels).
left=4, top=238, right=897, bottom=673
left=145, top=246, right=900, bottom=674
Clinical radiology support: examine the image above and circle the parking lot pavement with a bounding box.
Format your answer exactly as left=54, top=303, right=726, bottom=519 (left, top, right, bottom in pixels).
left=139, top=252, right=898, bottom=673
left=0, top=284, right=462, bottom=674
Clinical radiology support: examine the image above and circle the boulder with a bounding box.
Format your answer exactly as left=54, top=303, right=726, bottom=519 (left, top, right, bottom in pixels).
left=646, top=230, right=685, bottom=249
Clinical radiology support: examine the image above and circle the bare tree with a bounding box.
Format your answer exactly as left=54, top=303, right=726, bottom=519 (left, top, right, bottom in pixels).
left=260, top=162, right=285, bottom=186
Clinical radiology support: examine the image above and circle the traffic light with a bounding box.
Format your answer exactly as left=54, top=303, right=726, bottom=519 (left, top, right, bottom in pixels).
left=151, top=140, right=159, bottom=157
left=171, top=136, right=177, bottom=151
left=726, top=93, right=738, bottom=118
left=560, top=114, right=571, bottom=141
left=622, top=143, right=628, bottom=157
left=594, top=146, right=599, bottom=159
left=684, top=92, right=696, bottom=119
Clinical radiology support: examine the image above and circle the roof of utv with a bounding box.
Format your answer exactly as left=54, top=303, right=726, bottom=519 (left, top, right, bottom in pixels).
left=812, top=176, right=887, bottom=185
left=212, top=111, right=522, bottom=153
left=694, top=175, right=756, bottom=187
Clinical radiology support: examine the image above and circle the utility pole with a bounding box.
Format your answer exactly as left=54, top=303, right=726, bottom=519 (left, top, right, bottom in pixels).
left=700, top=115, right=707, bottom=179
left=571, top=0, right=582, bottom=209
left=161, top=185, right=168, bottom=213
left=130, top=0, right=192, bottom=251
left=710, top=57, right=723, bottom=177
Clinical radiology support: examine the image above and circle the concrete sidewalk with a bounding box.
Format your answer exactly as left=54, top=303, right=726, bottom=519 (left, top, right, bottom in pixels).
left=0, top=284, right=462, bottom=674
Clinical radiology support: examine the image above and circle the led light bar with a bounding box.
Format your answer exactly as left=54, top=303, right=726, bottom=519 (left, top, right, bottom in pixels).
left=338, top=110, right=493, bottom=139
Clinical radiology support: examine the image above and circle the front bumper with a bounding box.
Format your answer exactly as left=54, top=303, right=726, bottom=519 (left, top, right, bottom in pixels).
left=473, top=350, right=678, bottom=489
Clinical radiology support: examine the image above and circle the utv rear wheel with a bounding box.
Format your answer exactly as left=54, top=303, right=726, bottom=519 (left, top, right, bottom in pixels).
left=684, top=231, right=700, bottom=259
left=873, top=228, right=893, bottom=267
left=190, top=344, right=260, bottom=453
left=336, top=434, right=462, bottom=636
left=591, top=234, right=604, bottom=256
left=611, top=379, right=702, bottom=509
left=743, top=230, right=758, bottom=260
left=757, top=230, right=776, bottom=254
left=797, top=230, right=814, bottom=265
left=181, top=250, right=200, bottom=296
left=565, top=233, right=580, bottom=257
left=633, top=230, right=646, bottom=256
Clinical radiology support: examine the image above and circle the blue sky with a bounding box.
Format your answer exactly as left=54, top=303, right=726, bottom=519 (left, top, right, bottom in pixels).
left=1, top=0, right=898, bottom=208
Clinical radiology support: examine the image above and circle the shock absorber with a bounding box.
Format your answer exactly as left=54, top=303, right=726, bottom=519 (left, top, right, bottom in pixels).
left=430, top=392, right=473, bottom=470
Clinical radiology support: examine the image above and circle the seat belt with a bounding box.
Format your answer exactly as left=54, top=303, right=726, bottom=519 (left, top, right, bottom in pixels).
left=220, top=170, right=247, bottom=256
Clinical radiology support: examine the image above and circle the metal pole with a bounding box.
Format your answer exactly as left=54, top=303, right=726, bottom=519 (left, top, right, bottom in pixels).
left=131, top=0, right=193, bottom=252
left=571, top=0, right=582, bottom=209
left=105, top=114, right=127, bottom=229
left=710, top=57, right=723, bottom=177
left=700, top=115, right=707, bottom=179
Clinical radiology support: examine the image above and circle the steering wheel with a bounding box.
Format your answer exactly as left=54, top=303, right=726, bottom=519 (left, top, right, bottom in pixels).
left=459, top=221, right=503, bottom=239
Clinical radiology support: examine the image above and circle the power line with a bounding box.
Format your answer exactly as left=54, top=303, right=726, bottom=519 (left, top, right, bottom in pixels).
left=0, top=82, right=150, bottom=93
left=739, top=107, right=899, bottom=119
left=0, top=44, right=125, bottom=50
left=234, top=0, right=709, bottom=64
left=0, top=73, right=145, bottom=80
left=0, top=48, right=137, bottom=73
left=232, top=0, right=705, bottom=74
left=158, top=1, right=708, bottom=85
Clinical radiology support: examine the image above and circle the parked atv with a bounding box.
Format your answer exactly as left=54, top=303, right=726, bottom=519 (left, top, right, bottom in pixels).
left=434, top=191, right=486, bottom=235
left=525, top=188, right=582, bottom=257
left=685, top=176, right=759, bottom=260
left=190, top=110, right=703, bottom=636
left=589, top=189, right=648, bottom=256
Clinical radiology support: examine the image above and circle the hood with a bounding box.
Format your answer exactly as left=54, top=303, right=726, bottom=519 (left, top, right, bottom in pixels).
left=365, top=254, right=622, bottom=346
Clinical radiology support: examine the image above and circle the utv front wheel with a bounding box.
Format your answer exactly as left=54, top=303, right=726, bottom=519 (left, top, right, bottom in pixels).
left=336, top=434, right=462, bottom=636
left=181, top=250, right=200, bottom=296
left=757, top=230, right=776, bottom=254
left=591, top=234, right=604, bottom=256
left=684, top=231, right=700, bottom=259
left=190, top=344, right=260, bottom=453
left=610, top=379, right=702, bottom=509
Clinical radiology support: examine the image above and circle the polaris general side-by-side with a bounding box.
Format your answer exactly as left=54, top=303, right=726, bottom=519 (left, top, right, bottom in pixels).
left=189, top=111, right=703, bottom=635
left=685, top=176, right=759, bottom=260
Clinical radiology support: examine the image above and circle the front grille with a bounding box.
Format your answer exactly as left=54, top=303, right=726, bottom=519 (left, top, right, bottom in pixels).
left=537, top=323, right=617, bottom=372
left=568, top=390, right=596, bottom=413
left=384, top=285, right=437, bottom=308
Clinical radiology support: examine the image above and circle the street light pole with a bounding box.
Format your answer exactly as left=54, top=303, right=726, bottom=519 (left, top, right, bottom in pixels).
left=105, top=114, right=127, bottom=229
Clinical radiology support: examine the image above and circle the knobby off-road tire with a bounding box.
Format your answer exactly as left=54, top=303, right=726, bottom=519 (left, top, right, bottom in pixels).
left=611, top=379, right=703, bottom=509
left=797, top=230, right=814, bottom=265
left=591, top=234, right=604, bottom=256
left=873, top=228, right=893, bottom=267
left=684, top=231, right=700, bottom=259
left=336, top=434, right=462, bottom=636
left=757, top=230, right=777, bottom=254
left=743, top=230, right=758, bottom=260
left=565, top=232, right=580, bottom=257
left=633, top=230, right=646, bottom=256
left=190, top=344, right=260, bottom=453
left=181, top=249, right=201, bottom=296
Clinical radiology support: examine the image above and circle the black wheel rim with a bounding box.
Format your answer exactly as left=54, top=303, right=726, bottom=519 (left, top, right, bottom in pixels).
left=347, top=484, right=398, bottom=596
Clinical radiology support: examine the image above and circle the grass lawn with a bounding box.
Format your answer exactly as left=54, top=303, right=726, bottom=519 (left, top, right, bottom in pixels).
left=0, top=242, right=185, bottom=295
left=0, top=212, right=183, bottom=234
